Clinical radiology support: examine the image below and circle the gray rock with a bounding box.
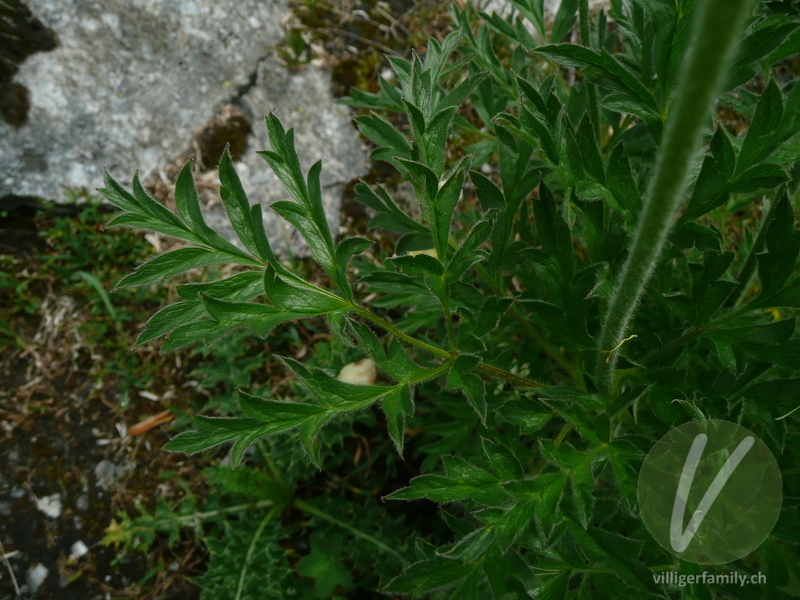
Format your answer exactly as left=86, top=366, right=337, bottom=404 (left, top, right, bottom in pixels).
left=35, top=493, right=62, bottom=518
left=471, top=0, right=611, bottom=30
left=26, top=563, right=49, bottom=593
left=1, top=0, right=367, bottom=254
left=1, top=0, right=284, bottom=198
left=93, top=459, right=134, bottom=491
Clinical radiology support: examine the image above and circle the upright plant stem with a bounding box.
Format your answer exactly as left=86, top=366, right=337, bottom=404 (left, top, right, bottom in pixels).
left=594, top=0, right=749, bottom=398
left=235, top=506, right=281, bottom=600
left=294, top=498, right=410, bottom=566
left=354, top=305, right=547, bottom=389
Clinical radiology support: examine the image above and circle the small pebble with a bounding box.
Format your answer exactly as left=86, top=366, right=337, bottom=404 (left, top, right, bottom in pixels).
left=70, top=540, right=89, bottom=560
left=36, top=494, right=62, bottom=518
left=94, top=460, right=116, bottom=490
left=26, top=564, right=49, bottom=592
left=338, top=359, right=377, bottom=385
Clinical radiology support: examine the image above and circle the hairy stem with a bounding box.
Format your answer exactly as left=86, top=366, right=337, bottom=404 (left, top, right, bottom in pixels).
left=236, top=506, right=281, bottom=600
left=354, top=305, right=547, bottom=389
left=136, top=499, right=276, bottom=528
left=532, top=422, right=572, bottom=477
left=467, top=256, right=579, bottom=381
left=294, top=498, right=409, bottom=566
left=475, top=362, right=547, bottom=389
left=354, top=306, right=452, bottom=359
left=594, top=0, right=749, bottom=398
left=640, top=298, right=761, bottom=366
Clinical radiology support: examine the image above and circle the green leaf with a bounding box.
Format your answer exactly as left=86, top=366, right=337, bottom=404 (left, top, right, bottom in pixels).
left=447, top=212, right=495, bottom=280
left=565, top=520, right=660, bottom=593
left=438, top=71, right=488, bottom=113
left=270, top=198, right=335, bottom=275
left=710, top=125, right=736, bottom=178
left=335, top=237, right=372, bottom=267
left=161, top=319, right=234, bottom=352
left=194, top=511, right=293, bottom=600
left=354, top=112, right=413, bottom=161
left=105, top=211, right=200, bottom=247
left=352, top=326, right=441, bottom=383
left=259, top=115, right=339, bottom=284
left=535, top=180, right=574, bottom=277
left=387, top=455, right=508, bottom=505
left=200, top=295, right=316, bottom=337
left=264, top=268, right=349, bottom=314
left=551, top=0, right=578, bottom=42
left=681, top=155, right=728, bottom=221
left=710, top=319, right=800, bottom=368
left=446, top=356, right=487, bottom=422
left=163, top=427, right=241, bottom=455
left=117, top=247, right=254, bottom=288
left=746, top=378, right=800, bottom=403
left=390, top=253, right=444, bottom=276
left=136, top=300, right=206, bottom=347
left=249, top=203, right=280, bottom=266
left=736, top=80, right=786, bottom=174
left=102, top=172, right=208, bottom=245
left=423, top=106, right=459, bottom=173
left=756, top=194, right=800, bottom=294
left=724, top=17, right=800, bottom=91
left=174, top=162, right=208, bottom=236
left=576, top=181, right=623, bottom=212
left=482, top=438, right=524, bottom=480
left=535, top=45, right=657, bottom=112
left=606, top=143, right=640, bottom=215
left=600, top=92, right=660, bottom=128
left=727, top=163, right=788, bottom=195
left=499, top=398, right=552, bottom=434
left=382, top=385, right=414, bottom=456
left=449, top=565, right=482, bottom=600
left=173, top=162, right=255, bottom=259
left=516, top=107, right=559, bottom=164
left=431, top=158, right=470, bottom=259
left=296, top=536, right=352, bottom=598
left=356, top=182, right=426, bottom=233
left=750, top=278, right=800, bottom=309
left=395, top=158, right=439, bottom=217
left=471, top=170, right=504, bottom=208
left=176, top=270, right=265, bottom=301
left=502, top=472, right=567, bottom=536
left=238, top=390, right=327, bottom=428
left=280, top=355, right=395, bottom=410
left=129, top=172, right=188, bottom=230
left=218, top=147, right=266, bottom=259
left=576, top=114, right=605, bottom=184
left=384, top=557, right=472, bottom=595
left=537, top=571, right=570, bottom=600
left=507, top=0, right=547, bottom=41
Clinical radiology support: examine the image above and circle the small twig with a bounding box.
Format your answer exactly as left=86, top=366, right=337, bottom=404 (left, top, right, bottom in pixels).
left=323, top=27, right=395, bottom=54
left=600, top=334, right=638, bottom=364
left=0, top=539, right=21, bottom=598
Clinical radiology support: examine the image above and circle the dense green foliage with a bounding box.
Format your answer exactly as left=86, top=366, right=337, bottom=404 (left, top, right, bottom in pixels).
left=103, top=0, right=800, bottom=597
